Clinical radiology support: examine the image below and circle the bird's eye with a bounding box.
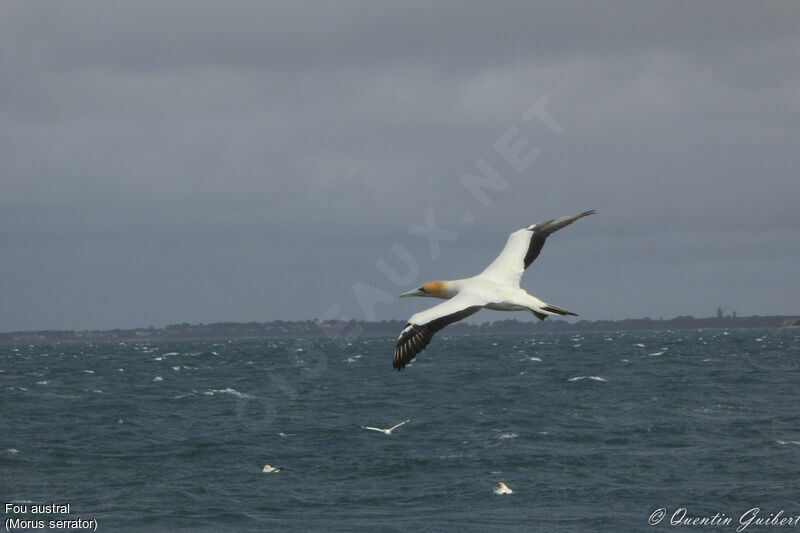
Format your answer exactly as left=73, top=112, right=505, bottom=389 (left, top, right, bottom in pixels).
left=419, top=287, right=426, bottom=292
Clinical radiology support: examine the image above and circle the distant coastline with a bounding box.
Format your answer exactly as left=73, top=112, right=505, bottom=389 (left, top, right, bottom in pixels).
left=2, top=315, right=799, bottom=344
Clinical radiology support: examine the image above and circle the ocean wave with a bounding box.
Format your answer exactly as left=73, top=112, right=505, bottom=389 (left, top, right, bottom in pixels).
left=203, top=387, right=253, bottom=399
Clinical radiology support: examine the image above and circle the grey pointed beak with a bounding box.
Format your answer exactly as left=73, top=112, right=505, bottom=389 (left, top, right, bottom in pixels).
left=400, top=288, right=424, bottom=298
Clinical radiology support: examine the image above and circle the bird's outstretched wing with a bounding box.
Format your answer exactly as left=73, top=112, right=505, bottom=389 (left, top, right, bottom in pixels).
left=388, top=419, right=410, bottom=431
left=477, top=210, right=595, bottom=286
left=394, top=294, right=484, bottom=371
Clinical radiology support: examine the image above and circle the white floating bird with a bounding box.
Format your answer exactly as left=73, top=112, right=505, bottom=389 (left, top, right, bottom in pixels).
left=361, top=419, right=411, bottom=435
left=262, top=464, right=284, bottom=473
left=394, top=210, right=595, bottom=370
left=494, top=481, right=514, bottom=495
left=567, top=375, right=607, bottom=382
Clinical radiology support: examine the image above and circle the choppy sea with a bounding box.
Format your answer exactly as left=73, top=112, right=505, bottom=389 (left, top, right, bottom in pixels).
left=2, top=329, right=800, bottom=532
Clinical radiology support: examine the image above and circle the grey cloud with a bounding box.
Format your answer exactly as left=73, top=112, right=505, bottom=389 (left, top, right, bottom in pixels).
left=1, top=1, right=798, bottom=330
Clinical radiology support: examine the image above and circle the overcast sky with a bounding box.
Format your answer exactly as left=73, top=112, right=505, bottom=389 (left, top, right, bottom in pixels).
left=1, top=1, right=799, bottom=331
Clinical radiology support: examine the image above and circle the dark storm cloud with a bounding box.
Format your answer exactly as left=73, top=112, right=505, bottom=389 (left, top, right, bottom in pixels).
left=1, top=1, right=798, bottom=330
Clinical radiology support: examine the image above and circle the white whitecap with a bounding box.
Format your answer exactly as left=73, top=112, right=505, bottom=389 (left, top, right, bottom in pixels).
left=206, top=387, right=253, bottom=399
left=153, top=376, right=164, bottom=382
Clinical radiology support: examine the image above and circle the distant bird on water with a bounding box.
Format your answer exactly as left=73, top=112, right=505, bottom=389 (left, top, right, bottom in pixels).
left=494, top=482, right=514, bottom=495
left=361, top=419, right=411, bottom=435
left=394, top=210, right=595, bottom=371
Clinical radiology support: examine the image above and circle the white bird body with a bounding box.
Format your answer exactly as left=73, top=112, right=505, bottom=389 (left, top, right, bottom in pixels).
left=412, top=277, right=549, bottom=314
left=394, top=211, right=595, bottom=371
left=361, top=419, right=410, bottom=435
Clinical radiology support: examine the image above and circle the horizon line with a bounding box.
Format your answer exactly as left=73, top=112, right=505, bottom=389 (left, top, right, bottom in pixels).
left=2, top=312, right=798, bottom=336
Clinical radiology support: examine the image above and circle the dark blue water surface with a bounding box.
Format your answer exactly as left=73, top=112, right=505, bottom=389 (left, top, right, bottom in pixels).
left=2, top=329, right=800, bottom=532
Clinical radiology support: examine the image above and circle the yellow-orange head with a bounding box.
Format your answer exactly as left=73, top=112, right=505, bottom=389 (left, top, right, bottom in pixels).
left=400, top=281, right=458, bottom=300
left=400, top=280, right=454, bottom=299
left=421, top=281, right=446, bottom=296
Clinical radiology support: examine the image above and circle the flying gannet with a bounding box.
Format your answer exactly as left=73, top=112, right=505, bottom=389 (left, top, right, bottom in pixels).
left=361, top=419, right=411, bottom=435
left=394, top=210, right=595, bottom=371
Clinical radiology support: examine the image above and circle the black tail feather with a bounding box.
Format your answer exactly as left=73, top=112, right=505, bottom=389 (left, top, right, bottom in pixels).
left=531, top=310, right=548, bottom=321
left=541, top=305, right=577, bottom=317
